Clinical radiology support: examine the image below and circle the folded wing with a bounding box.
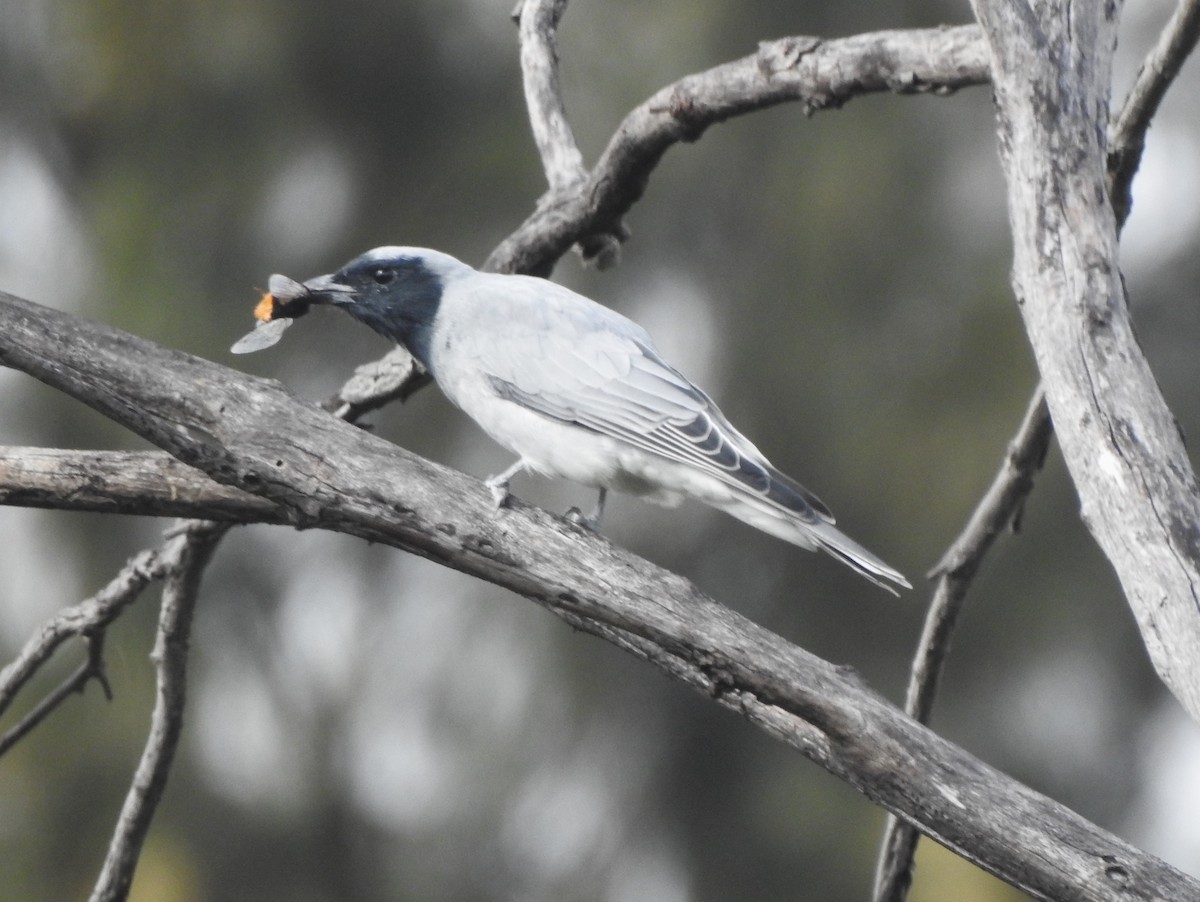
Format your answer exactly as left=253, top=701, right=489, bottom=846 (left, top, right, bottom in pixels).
left=481, top=309, right=835, bottom=527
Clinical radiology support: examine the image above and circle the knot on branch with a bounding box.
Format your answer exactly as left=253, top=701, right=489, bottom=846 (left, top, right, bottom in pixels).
left=665, top=87, right=714, bottom=143
left=756, top=35, right=822, bottom=76
left=576, top=224, right=631, bottom=270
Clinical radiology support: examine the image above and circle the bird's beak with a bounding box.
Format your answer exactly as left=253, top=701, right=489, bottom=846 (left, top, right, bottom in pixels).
left=301, top=273, right=357, bottom=304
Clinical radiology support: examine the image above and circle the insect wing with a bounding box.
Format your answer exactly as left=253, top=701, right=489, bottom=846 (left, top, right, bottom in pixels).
left=267, top=273, right=308, bottom=302
left=231, top=317, right=293, bottom=354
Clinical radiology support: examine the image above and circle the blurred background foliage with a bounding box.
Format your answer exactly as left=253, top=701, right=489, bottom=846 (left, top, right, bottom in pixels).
left=2, top=1, right=1199, bottom=900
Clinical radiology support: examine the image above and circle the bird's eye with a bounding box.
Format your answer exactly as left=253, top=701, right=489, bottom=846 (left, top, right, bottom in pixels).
left=372, top=267, right=395, bottom=285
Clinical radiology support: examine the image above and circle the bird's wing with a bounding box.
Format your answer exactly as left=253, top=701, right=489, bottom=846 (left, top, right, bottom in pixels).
left=465, top=283, right=834, bottom=525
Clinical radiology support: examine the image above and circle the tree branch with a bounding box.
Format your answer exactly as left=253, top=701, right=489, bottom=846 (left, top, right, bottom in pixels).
left=0, top=630, right=111, bottom=756
left=486, top=25, right=988, bottom=275
left=0, top=546, right=160, bottom=730
left=0, top=446, right=282, bottom=522
left=873, top=387, right=1052, bottom=902
left=1109, top=0, right=1200, bottom=223
left=320, top=345, right=432, bottom=421
left=89, top=521, right=224, bottom=902
left=514, top=0, right=626, bottom=268
left=2, top=292, right=1198, bottom=899
left=970, top=0, right=1200, bottom=722
left=875, top=5, right=1200, bottom=897
left=515, top=0, right=586, bottom=192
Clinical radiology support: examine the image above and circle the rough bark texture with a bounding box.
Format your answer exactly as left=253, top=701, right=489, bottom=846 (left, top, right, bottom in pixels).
left=0, top=447, right=279, bottom=521
left=3, top=291, right=1199, bottom=900
left=971, top=0, right=1200, bottom=721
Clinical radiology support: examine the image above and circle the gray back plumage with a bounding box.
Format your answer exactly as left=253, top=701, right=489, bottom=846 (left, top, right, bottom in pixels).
left=440, top=273, right=834, bottom=525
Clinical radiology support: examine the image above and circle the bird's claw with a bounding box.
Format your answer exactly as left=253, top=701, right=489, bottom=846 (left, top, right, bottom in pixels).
left=486, top=478, right=512, bottom=511
left=564, top=507, right=600, bottom=532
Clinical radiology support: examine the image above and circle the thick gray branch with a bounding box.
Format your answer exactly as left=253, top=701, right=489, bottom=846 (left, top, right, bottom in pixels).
left=0, top=447, right=280, bottom=521
left=875, top=8, right=1200, bottom=897
left=971, top=0, right=1200, bottom=721
left=486, top=25, right=988, bottom=275
left=876, top=7, right=1200, bottom=895
left=1, top=292, right=1197, bottom=900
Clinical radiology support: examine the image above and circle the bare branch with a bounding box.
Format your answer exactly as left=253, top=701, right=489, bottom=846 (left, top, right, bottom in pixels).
left=876, top=5, right=1200, bottom=895
left=89, top=521, right=225, bottom=902
left=0, top=631, right=111, bottom=756
left=309, top=26, right=988, bottom=421
left=320, top=345, right=432, bottom=420
left=2, top=292, right=1198, bottom=899
left=0, top=446, right=282, bottom=522
left=486, top=25, right=988, bottom=275
left=516, top=0, right=585, bottom=191
left=514, top=0, right=626, bottom=268
left=0, top=547, right=160, bottom=727
left=1109, top=0, right=1200, bottom=222
left=873, top=388, right=1052, bottom=902
left=971, top=0, right=1200, bottom=719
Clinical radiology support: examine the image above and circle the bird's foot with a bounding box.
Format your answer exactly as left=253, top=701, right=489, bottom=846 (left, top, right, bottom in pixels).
left=484, top=458, right=528, bottom=512
left=485, top=476, right=512, bottom=511
left=565, top=488, right=607, bottom=532
left=564, top=507, right=600, bottom=531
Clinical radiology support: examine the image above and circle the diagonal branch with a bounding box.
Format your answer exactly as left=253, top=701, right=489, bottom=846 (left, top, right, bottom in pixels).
left=89, top=521, right=225, bottom=902
left=514, top=0, right=627, bottom=268
left=1108, top=0, right=1200, bottom=222
left=0, top=630, right=111, bottom=756
left=875, top=5, right=1200, bottom=898
left=487, top=24, right=988, bottom=275
left=314, top=26, right=988, bottom=418
left=872, top=388, right=1052, bottom=902
left=0, top=546, right=161, bottom=728
left=972, top=0, right=1200, bottom=718
left=2, top=291, right=1198, bottom=899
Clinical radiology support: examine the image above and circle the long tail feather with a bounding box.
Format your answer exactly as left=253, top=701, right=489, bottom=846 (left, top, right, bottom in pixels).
left=712, top=491, right=910, bottom=594
left=806, top=520, right=911, bottom=595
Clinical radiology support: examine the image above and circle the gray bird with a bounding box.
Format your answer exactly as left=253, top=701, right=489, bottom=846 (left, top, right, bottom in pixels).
left=236, top=247, right=909, bottom=592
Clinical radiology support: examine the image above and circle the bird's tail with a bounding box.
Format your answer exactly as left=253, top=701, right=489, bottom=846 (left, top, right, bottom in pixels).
left=712, top=492, right=911, bottom=594
left=803, top=519, right=911, bottom=595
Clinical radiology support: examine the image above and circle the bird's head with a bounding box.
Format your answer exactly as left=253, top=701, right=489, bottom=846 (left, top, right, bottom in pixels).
left=306, top=247, right=471, bottom=342
left=232, top=247, right=472, bottom=359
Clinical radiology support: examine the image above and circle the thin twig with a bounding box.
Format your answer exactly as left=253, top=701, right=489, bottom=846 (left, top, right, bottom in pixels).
left=1108, top=0, right=1200, bottom=223
left=872, top=388, right=1052, bottom=902
left=0, top=548, right=160, bottom=727
left=89, top=521, right=225, bottom=902
left=0, top=631, right=111, bottom=755
left=872, top=4, right=1200, bottom=899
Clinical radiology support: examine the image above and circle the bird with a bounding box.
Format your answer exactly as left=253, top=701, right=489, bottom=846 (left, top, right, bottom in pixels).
left=234, top=246, right=910, bottom=593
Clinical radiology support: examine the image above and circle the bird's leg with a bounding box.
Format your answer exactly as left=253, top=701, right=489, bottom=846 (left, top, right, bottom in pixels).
left=566, top=487, right=607, bottom=532
left=484, top=458, right=527, bottom=510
